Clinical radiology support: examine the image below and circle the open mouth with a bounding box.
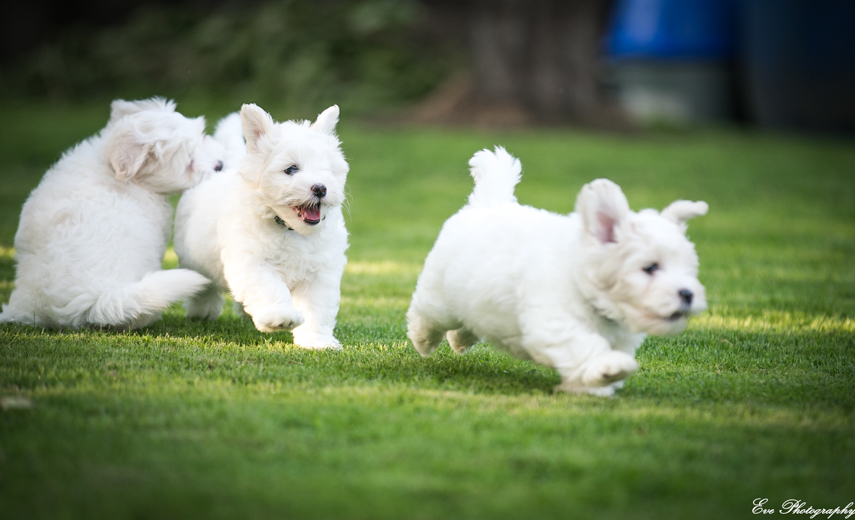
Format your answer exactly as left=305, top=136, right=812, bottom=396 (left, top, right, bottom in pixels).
left=667, top=311, right=688, bottom=322
left=292, top=203, right=321, bottom=225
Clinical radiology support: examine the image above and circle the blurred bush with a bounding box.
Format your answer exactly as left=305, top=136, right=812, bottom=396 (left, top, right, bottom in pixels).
left=0, top=0, right=459, bottom=115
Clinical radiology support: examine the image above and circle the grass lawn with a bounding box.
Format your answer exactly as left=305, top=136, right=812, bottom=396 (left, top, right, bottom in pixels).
left=1, top=101, right=854, bottom=519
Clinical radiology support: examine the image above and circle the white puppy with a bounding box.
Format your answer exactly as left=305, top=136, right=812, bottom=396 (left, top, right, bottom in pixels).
left=407, top=147, right=708, bottom=396
left=174, top=103, right=349, bottom=349
left=0, top=98, right=223, bottom=330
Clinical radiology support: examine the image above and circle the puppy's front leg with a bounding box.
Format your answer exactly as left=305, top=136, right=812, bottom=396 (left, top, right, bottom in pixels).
left=290, top=270, right=343, bottom=349
left=555, top=345, right=638, bottom=397
left=540, top=339, right=638, bottom=397
left=221, top=251, right=304, bottom=333
left=522, top=315, right=638, bottom=397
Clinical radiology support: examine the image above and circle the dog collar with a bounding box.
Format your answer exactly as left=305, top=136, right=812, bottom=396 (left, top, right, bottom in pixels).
left=273, top=214, right=326, bottom=230
left=273, top=215, right=293, bottom=230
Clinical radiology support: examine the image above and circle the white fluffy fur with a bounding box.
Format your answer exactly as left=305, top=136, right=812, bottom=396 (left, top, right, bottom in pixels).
left=174, top=104, right=349, bottom=349
left=0, top=98, right=224, bottom=330
left=407, top=147, right=708, bottom=396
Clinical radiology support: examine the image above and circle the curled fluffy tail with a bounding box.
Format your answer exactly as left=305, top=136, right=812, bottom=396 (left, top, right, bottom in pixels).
left=87, top=269, right=210, bottom=329
left=467, top=146, right=522, bottom=207
left=214, top=113, right=246, bottom=168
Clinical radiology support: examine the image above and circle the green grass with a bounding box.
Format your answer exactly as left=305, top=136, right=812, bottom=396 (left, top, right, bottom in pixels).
left=1, top=100, right=854, bottom=519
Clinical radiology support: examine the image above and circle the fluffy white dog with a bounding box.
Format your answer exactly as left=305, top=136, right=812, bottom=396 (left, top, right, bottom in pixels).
left=174, top=103, right=349, bottom=349
left=407, top=147, right=708, bottom=396
left=0, top=98, right=224, bottom=330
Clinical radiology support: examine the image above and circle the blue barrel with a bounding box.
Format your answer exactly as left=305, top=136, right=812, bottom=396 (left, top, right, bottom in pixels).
left=607, top=0, right=739, bottom=61
left=605, top=0, right=740, bottom=124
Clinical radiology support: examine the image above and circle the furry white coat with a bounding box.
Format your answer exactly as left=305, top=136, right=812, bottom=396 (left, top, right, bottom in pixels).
left=174, top=104, right=349, bottom=349
left=407, top=147, right=708, bottom=396
left=0, top=98, right=223, bottom=329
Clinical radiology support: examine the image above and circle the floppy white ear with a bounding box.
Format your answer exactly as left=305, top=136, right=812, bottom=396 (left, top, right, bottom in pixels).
left=575, top=179, right=630, bottom=244
left=240, top=103, right=275, bottom=154
left=661, top=200, right=708, bottom=232
left=108, top=129, right=152, bottom=181
left=311, top=105, right=339, bottom=135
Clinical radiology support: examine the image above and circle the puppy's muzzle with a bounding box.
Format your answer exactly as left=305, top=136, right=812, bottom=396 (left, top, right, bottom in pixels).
left=291, top=184, right=327, bottom=226
left=667, top=289, right=695, bottom=321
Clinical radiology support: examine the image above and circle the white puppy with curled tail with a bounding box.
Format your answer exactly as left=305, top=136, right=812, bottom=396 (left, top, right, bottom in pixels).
left=407, top=147, right=708, bottom=396
left=174, top=104, right=349, bottom=349
left=0, top=98, right=223, bottom=330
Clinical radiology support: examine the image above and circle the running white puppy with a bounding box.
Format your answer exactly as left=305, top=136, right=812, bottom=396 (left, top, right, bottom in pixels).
left=407, top=147, right=708, bottom=396
left=0, top=98, right=223, bottom=330
left=174, top=104, right=349, bottom=349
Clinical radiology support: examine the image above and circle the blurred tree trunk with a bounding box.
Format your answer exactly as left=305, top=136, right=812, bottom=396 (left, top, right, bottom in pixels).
left=417, top=0, right=619, bottom=126
left=471, top=0, right=611, bottom=121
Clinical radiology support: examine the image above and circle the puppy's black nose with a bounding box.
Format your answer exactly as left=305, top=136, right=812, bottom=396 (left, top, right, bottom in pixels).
left=678, top=289, right=693, bottom=305
left=214, top=160, right=224, bottom=172
left=311, top=184, right=327, bottom=198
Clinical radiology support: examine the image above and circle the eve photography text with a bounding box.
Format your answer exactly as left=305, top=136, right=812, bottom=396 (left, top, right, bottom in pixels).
left=754, top=499, right=855, bottom=518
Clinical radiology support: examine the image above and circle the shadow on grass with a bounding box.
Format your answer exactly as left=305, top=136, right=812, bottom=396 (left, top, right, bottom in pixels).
left=0, top=315, right=560, bottom=398
left=3, top=312, right=854, bottom=411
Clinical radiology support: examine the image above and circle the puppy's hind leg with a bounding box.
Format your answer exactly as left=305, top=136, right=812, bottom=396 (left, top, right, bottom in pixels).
left=406, top=308, right=446, bottom=357
left=184, top=284, right=225, bottom=320
left=447, top=328, right=480, bottom=354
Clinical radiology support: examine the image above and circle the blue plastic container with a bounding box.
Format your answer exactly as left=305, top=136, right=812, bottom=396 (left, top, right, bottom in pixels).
left=608, top=0, right=739, bottom=61
left=605, top=0, right=740, bottom=123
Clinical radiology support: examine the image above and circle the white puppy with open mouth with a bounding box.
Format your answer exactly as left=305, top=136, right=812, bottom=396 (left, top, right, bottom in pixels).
left=174, top=103, right=349, bottom=349
left=407, top=147, right=708, bottom=396
left=0, top=98, right=223, bottom=330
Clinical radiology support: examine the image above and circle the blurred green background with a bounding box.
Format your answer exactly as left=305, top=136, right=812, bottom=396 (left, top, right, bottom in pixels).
left=1, top=0, right=459, bottom=119
left=1, top=2, right=854, bottom=519
left=3, top=0, right=853, bottom=129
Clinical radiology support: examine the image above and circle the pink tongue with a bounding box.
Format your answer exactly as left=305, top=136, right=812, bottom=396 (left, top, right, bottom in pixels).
left=302, top=205, right=321, bottom=221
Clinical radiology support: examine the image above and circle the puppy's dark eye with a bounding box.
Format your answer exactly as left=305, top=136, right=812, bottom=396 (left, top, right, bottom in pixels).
left=643, top=263, right=660, bottom=275
left=214, top=160, right=224, bottom=172
left=284, top=165, right=299, bottom=175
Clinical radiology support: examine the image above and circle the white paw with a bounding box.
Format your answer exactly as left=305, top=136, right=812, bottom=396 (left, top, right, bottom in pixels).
left=582, top=351, right=639, bottom=387
left=292, top=329, right=342, bottom=350
left=185, top=296, right=224, bottom=321
left=186, top=306, right=222, bottom=321
left=446, top=329, right=479, bottom=354
left=554, top=382, right=617, bottom=397
left=583, top=384, right=618, bottom=397
left=250, top=305, right=305, bottom=332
